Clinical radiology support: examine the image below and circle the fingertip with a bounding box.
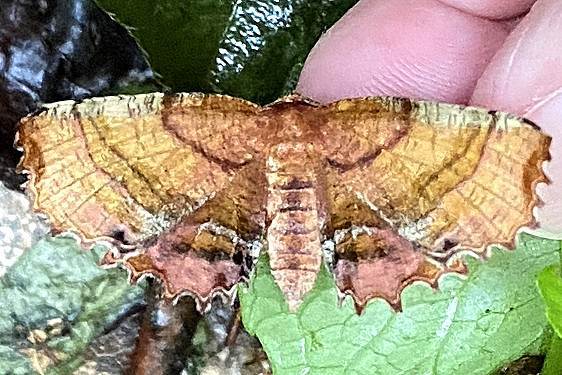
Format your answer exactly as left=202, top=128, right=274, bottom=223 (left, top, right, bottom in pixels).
left=297, top=0, right=510, bottom=104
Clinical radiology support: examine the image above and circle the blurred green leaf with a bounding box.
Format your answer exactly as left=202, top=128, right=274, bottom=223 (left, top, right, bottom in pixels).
left=0, top=236, right=144, bottom=374
left=239, top=234, right=559, bottom=375
left=96, top=0, right=357, bottom=103
left=542, top=335, right=562, bottom=375
left=537, top=265, right=562, bottom=338
left=538, top=242, right=562, bottom=375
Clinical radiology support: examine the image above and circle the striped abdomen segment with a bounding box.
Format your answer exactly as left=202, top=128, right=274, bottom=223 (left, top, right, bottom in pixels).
left=266, top=143, right=323, bottom=311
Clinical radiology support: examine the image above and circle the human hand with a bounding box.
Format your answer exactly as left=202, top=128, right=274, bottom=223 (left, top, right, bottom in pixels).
left=297, top=0, right=562, bottom=237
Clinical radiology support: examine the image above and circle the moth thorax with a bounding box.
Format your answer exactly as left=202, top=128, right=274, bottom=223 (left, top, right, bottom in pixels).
left=265, top=142, right=323, bottom=311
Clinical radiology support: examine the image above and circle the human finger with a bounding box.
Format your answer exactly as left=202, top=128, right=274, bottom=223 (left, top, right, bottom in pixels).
left=297, top=0, right=513, bottom=104
left=471, top=0, right=562, bottom=236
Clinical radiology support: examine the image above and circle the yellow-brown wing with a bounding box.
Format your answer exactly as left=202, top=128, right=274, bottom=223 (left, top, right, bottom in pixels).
left=318, top=98, right=550, bottom=309
left=19, top=92, right=269, bottom=305
left=18, top=92, right=265, bottom=244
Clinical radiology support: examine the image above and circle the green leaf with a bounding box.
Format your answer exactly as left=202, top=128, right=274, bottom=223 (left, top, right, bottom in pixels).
left=537, top=265, right=562, bottom=338
left=538, top=244, right=562, bottom=375
left=542, top=335, right=562, bottom=375
left=96, top=0, right=357, bottom=103
left=0, top=236, right=144, bottom=374
left=239, top=234, right=559, bottom=375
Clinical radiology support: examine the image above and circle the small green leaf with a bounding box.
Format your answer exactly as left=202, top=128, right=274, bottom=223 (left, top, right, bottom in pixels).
left=542, top=335, right=562, bottom=375
left=537, top=265, right=562, bottom=338
left=538, top=242, right=562, bottom=374
left=239, top=234, right=559, bottom=375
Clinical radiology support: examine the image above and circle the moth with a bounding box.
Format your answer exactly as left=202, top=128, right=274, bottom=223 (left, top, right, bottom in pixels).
left=17, top=93, right=550, bottom=312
